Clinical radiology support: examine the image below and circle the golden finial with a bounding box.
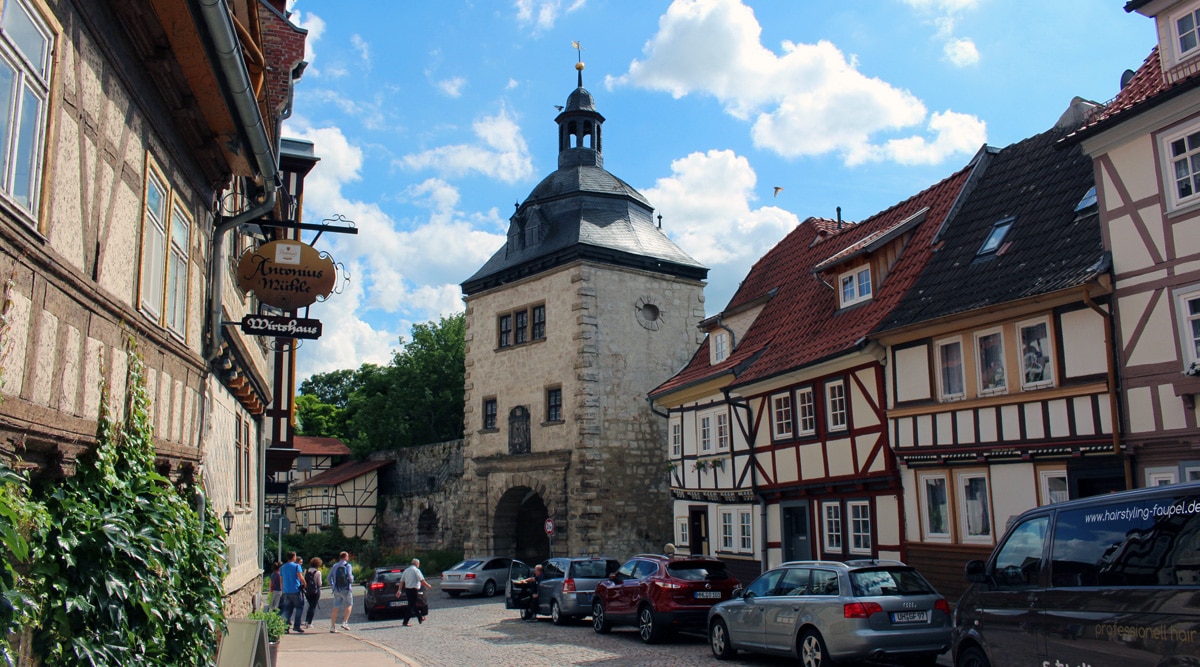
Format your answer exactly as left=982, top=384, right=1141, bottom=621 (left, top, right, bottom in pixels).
left=572, top=40, right=585, bottom=71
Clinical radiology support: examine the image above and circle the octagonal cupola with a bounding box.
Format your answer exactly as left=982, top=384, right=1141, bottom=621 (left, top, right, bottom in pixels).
left=555, top=61, right=604, bottom=169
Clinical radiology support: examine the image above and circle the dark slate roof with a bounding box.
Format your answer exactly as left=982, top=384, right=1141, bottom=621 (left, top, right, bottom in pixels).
left=292, top=459, right=390, bottom=488
left=462, top=80, right=705, bottom=295
left=876, top=126, right=1104, bottom=334
left=652, top=162, right=974, bottom=397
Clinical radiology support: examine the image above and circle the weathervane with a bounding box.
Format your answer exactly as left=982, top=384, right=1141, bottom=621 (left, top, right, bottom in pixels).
left=571, top=40, right=585, bottom=86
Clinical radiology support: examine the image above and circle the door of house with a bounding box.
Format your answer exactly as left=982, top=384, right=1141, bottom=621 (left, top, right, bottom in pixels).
left=688, top=506, right=708, bottom=556
left=782, top=502, right=811, bottom=562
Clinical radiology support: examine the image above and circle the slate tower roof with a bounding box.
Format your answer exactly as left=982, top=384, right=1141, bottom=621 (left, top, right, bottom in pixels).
left=461, top=65, right=706, bottom=295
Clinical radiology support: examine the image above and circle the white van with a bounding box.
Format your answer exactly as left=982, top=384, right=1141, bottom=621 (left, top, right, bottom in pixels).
left=953, top=482, right=1200, bottom=667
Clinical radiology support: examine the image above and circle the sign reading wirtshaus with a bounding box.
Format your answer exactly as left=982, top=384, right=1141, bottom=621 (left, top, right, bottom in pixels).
left=236, top=240, right=336, bottom=309
left=240, top=315, right=323, bottom=340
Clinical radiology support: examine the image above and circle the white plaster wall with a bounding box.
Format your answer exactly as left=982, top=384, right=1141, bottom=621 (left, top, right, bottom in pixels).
left=1120, top=290, right=1177, bottom=366
left=1060, top=307, right=1107, bottom=377
left=894, top=344, right=931, bottom=402
left=989, top=463, right=1036, bottom=535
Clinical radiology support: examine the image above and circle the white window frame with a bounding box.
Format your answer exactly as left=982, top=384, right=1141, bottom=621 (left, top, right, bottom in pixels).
left=838, top=266, right=872, bottom=308
left=139, top=159, right=190, bottom=340
left=165, top=202, right=191, bottom=338
left=825, top=380, right=847, bottom=432
left=796, top=387, right=816, bottom=436
left=670, top=421, right=682, bottom=457
left=848, top=500, right=871, bottom=555
left=1017, top=317, right=1054, bottom=390
left=957, top=472, right=993, bottom=544
left=737, top=509, right=753, bottom=553
left=1187, top=466, right=1200, bottom=483
left=716, top=412, right=730, bottom=451
left=1038, top=469, right=1068, bottom=506
left=1169, top=3, right=1200, bottom=65
left=975, top=327, right=1008, bottom=396
left=1147, top=467, right=1179, bottom=487
left=935, top=337, right=966, bottom=401
left=1173, top=284, right=1200, bottom=369
left=699, top=415, right=712, bottom=452
left=918, top=473, right=951, bottom=542
left=718, top=509, right=735, bottom=551
left=0, top=0, right=53, bottom=220
left=1159, top=121, right=1200, bottom=212
left=712, top=331, right=729, bottom=363
left=771, top=393, right=793, bottom=440
left=677, top=517, right=689, bottom=546
left=822, top=501, right=842, bottom=553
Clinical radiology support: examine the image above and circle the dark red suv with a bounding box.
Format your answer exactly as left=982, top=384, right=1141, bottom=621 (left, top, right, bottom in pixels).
left=591, top=554, right=740, bottom=643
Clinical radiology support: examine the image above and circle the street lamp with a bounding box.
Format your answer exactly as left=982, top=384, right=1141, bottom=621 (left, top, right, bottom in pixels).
left=223, top=509, right=235, bottom=533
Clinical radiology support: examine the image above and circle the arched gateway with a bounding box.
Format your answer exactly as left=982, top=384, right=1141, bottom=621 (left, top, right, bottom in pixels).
left=493, top=486, right=549, bottom=563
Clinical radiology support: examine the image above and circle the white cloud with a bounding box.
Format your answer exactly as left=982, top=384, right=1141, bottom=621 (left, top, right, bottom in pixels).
left=437, top=76, right=467, bottom=97
left=291, top=10, right=326, bottom=75
left=350, top=34, right=370, bottom=68
left=399, top=105, right=534, bottom=183
left=644, top=149, right=798, bottom=268
left=609, top=0, right=981, bottom=166
left=944, top=38, right=979, bottom=67
left=280, top=121, right=507, bottom=380
left=514, top=0, right=587, bottom=31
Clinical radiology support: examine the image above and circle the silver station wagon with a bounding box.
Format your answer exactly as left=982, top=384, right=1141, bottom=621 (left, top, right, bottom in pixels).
left=707, top=559, right=951, bottom=667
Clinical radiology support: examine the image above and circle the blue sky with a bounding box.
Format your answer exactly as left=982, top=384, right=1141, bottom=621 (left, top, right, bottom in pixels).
left=282, top=0, right=1155, bottom=381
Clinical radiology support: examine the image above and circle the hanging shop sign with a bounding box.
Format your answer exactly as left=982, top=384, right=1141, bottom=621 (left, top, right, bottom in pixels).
left=236, top=240, right=336, bottom=310
left=240, top=314, right=323, bottom=340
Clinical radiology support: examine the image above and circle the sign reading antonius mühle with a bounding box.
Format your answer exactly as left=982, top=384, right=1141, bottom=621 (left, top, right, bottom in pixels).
left=236, top=240, right=336, bottom=309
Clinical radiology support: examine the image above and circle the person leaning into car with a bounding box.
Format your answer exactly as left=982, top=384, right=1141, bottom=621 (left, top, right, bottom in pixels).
left=518, top=564, right=545, bottom=620
left=397, top=558, right=432, bottom=626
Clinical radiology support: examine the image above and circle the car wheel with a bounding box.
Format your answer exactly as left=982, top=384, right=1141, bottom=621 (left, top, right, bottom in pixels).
left=446, top=590, right=462, bottom=598
left=551, top=600, right=568, bottom=625
left=482, top=580, right=497, bottom=597
left=592, top=601, right=611, bottom=634
left=710, top=618, right=737, bottom=660
left=956, top=646, right=991, bottom=667
left=638, top=604, right=665, bottom=644
left=799, top=629, right=833, bottom=667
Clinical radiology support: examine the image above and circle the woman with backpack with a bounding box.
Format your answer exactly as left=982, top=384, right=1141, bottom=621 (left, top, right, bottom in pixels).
left=302, top=557, right=323, bottom=629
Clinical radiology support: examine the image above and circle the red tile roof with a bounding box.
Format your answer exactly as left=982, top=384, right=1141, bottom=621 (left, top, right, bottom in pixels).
left=292, top=459, right=390, bottom=488
left=293, top=435, right=352, bottom=457
left=652, top=162, right=974, bottom=397
left=1069, top=46, right=1200, bottom=140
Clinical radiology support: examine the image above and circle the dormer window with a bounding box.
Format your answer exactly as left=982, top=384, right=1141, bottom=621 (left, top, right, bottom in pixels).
left=977, top=217, right=1014, bottom=256
left=839, top=266, right=872, bottom=308
left=713, top=331, right=729, bottom=363
left=1175, top=5, right=1200, bottom=63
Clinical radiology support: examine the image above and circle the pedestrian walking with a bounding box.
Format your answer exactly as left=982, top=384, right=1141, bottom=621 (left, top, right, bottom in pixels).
left=302, top=556, right=323, bottom=628
left=328, top=551, right=354, bottom=633
left=398, top=558, right=432, bottom=626
left=267, top=561, right=282, bottom=610
left=278, top=552, right=306, bottom=633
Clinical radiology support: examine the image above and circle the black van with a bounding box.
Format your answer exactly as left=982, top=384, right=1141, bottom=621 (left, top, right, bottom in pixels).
left=953, top=482, right=1200, bottom=667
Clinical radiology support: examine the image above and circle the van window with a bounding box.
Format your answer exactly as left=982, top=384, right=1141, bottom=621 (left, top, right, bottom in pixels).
left=992, top=515, right=1048, bottom=588
left=1050, top=493, right=1200, bottom=587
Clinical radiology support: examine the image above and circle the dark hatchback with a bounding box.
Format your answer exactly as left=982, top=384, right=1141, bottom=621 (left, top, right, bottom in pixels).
left=363, top=565, right=411, bottom=620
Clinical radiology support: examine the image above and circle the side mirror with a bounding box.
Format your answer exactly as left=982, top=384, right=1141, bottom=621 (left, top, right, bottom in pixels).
left=964, top=559, right=988, bottom=583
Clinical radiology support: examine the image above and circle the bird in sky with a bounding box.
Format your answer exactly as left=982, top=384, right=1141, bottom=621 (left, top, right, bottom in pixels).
left=555, top=105, right=564, bottom=111
left=773, top=186, right=784, bottom=197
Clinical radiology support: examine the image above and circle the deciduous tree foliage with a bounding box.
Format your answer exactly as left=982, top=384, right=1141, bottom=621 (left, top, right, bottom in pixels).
left=297, top=313, right=465, bottom=456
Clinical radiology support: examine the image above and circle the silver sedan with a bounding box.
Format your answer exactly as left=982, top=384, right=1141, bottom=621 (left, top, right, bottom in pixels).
left=441, top=557, right=513, bottom=597
left=707, top=559, right=951, bottom=667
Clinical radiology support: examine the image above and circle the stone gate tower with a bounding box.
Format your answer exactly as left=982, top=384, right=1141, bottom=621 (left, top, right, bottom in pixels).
left=459, top=63, right=707, bottom=563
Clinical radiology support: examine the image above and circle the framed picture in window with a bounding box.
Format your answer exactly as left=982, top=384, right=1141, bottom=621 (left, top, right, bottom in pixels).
left=1018, top=318, right=1054, bottom=389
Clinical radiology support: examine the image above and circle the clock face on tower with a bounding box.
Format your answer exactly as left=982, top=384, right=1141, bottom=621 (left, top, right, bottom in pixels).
left=635, top=295, right=663, bottom=331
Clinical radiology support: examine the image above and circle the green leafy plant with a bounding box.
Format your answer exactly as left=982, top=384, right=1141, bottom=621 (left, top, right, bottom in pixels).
left=28, top=342, right=227, bottom=666
left=247, top=610, right=287, bottom=643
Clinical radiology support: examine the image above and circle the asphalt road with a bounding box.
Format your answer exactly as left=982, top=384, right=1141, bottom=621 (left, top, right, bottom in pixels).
left=343, top=580, right=954, bottom=667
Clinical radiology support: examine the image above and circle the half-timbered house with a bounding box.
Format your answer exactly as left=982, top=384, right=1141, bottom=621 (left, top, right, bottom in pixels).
left=651, top=163, right=973, bottom=581
left=291, top=459, right=390, bottom=540
left=1069, top=0, right=1200, bottom=487
left=873, top=114, right=1118, bottom=598
left=266, top=434, right=351, bottom=533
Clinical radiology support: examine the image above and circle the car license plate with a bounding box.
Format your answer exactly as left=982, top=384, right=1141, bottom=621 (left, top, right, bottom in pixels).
left=389, top=600, right=406, bottom=607
left=445, top=574, right=460, bottom=581
left=891, top=610, right=928, bottom=623
left=695, top=591, right=722, bottom=599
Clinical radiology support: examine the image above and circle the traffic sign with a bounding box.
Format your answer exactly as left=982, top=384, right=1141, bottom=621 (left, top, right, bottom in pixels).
left=544, top=518, right=555, bottom=536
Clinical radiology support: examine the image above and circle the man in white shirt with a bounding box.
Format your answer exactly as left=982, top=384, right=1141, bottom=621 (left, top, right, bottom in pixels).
left=397, top=558, right=432, bottom=626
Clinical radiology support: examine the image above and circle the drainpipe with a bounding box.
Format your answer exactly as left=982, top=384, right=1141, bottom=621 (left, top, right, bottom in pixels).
left=197, top=0, right=281, bottom=364
left=1082, top=286, right=1131, bottom=489
left=715, top=315, right=736, bottom=349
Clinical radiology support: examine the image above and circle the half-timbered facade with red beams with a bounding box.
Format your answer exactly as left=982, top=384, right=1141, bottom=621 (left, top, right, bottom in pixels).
left=874, top=113, right=1119, bottom=599
left=651, top=163, right=973, bottom=582
left=1070, top=0, right=1200, bottom=488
